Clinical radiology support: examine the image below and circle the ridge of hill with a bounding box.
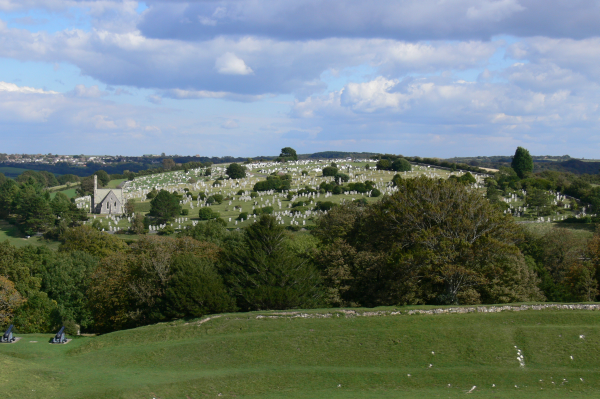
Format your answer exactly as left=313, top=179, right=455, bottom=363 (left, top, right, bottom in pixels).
left=1, top=304, right=600, bottom=398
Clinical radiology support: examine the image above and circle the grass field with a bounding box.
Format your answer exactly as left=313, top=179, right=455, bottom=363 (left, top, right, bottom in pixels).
left=522, top=222, right=596, bottom=240
left=1, top=307, right=600, bottom=398
left=49, top=188, right=78, bottom=199
left=0, top=166, right=30, bottom=179
left=106, top=178, right=127, bottom=188
left=0, top=220, right=59, bottom=250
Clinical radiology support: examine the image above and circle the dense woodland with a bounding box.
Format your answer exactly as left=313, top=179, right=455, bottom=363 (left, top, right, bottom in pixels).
left=0, top=148, right=600, bottom=335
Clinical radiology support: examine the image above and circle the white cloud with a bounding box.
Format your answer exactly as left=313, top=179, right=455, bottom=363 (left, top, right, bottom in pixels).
left=0, top=81, right=57, bottom=94
left=215, top=52, right=253, bottom=75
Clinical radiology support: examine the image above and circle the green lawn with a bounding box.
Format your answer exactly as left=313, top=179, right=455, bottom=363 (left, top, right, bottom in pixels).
left=0, top=220, right=59, bottom=250
left=1, top=307, right=600, bottom=398
left=105, top=178, right=127, bottom=188
left=49, top=188, right=78, bottom=199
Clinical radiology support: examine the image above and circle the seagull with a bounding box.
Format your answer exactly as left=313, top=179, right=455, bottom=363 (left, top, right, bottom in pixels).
left=466, top=386, right=476, bottom=393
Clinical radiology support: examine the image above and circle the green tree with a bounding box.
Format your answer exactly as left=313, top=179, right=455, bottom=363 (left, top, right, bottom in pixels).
left=223, top=214, right=322, bottom=311
left=163, top=254, right=235, bottom=319
left=313, top=177, right=542, bottom=306
left=322, top=166, right=338, bottom=177
left=278, top=147, right=298, bottom=161
left=39, top=251, right=99, bottom=330
left=93, top=170, right=110, bottom=186
left=149, top=190, right=182, bottom=222
left=226, top=163, right=247, bottom=179
left=376, top=159, right=392, bottom=170
left=0, top=179, right=20, bottom=218
left=59, top=225, right=127, bottom=257
left=391, top=158, right=412, bottom=172
left=511, top=147, right=534, bottom=178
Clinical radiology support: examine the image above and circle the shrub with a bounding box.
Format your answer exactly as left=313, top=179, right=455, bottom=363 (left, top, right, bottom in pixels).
left=237, top=212, right=249, bottom=221
left=212, top=194, right=224, bottom=204
left=391, top=158, right=412, bottom=172
left=181, top=209, right=189, bottom=216
left=315, top=201, right=337, bottom=211
left=199, top=208, right=220, bottom=220
left=371, top=188, right=381, bottom=197
left=322, top=166, right=338, bottom=177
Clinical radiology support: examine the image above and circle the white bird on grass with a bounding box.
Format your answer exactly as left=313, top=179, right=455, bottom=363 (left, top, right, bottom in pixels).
left=466, top=386, right=476, bottom=393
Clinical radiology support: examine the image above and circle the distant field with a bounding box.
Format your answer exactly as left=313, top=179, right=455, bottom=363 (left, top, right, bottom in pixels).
left=105, top=178, right=127, bottom=188
left=1, top=306, right=600, bottom=398
left=49, top=188, right=78, bottom=199
left=0, top=166, right=30, bottom=179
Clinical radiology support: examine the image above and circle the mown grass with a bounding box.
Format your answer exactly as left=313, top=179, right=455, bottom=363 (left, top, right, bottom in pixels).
left=105, top=179, right=127, bottom=189
left=1, top=307, right=600, bottom=398
left=49, top=188, right=78, bottom=199
left=0, top=220, right=59, bottom=250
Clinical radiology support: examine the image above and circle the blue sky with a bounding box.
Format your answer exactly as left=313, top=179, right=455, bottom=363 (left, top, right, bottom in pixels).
left=0, top=0, right=599, bottom=157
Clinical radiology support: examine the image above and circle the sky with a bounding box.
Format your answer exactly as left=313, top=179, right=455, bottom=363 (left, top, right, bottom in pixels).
left=0, top=0, right=599, bottom=158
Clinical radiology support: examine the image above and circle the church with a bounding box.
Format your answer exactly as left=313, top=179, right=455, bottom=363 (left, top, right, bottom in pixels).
left=92, top=175, right=124, bottom=214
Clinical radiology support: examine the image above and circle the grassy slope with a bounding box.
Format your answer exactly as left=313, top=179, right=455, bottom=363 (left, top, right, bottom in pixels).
left=1, top=308, right=600, bottom=398
left=0, top=220, right=59, bottom=250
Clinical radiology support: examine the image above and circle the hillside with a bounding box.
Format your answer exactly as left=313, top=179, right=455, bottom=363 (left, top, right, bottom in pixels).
left=1, top=305, right=600, bottom=398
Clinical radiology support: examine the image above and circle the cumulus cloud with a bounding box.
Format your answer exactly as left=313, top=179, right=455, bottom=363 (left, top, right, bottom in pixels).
left=0, top=81, right=57, bottom=94
left=215, top=52, right=253, bottom=75
left=0, top=23, right=499, bottom=96
left=293, top=75, right=600, bottom=140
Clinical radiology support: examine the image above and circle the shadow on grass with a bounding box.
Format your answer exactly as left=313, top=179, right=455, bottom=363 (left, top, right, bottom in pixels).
left=0, top=220, right=24, bottom=238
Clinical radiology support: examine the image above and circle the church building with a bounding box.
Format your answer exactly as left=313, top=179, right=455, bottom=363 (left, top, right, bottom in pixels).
left=92, top=175, right=124, bottom=214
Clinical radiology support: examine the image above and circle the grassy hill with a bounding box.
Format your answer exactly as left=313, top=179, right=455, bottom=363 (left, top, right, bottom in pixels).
left=1, top=306, right=600, bottom=398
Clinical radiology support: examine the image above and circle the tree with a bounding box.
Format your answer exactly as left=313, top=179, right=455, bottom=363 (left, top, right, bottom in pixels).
left=198, top=207, right=220, bottom=220
left=511, top=147, right=534, bottom=178
left=59, top=225, right=127, bottom=257
left=391, top=158, right=412, bottom=172
left=124, top=199, right=136, bottom=216
left=223, top=215, right=322, bottom=311
left=162, top=158, right=176, bottom=170
left=322, top=166, right=338, bottom=177
left=376, top=159, right=392, bottom=170
left=130, top=213, right=146, bottom=235
left=149, top=190, right=182, bottom=222
left=278, top=147, right=298, bottom=161
left=163, top=255, right=235, bottom=319
left=226, top=163, right=246, bottom=179
left=14, top=185, right=54, bottom=233
left=313, top=177, right=542, bottom=306
left=0, top=179, right=19, bottom=218
left=93, top=170, right=110, bottom=186
left=39, top=251, right=99, bottom=330
left=0, top=276, right=25, bottom=326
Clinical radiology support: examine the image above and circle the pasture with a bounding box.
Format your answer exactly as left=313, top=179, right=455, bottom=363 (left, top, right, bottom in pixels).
left=1, top=306, right=599, bottom=398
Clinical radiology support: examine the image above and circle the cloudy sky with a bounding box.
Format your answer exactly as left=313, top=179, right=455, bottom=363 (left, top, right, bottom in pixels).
left=1, top=0, right=599, bottom=157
